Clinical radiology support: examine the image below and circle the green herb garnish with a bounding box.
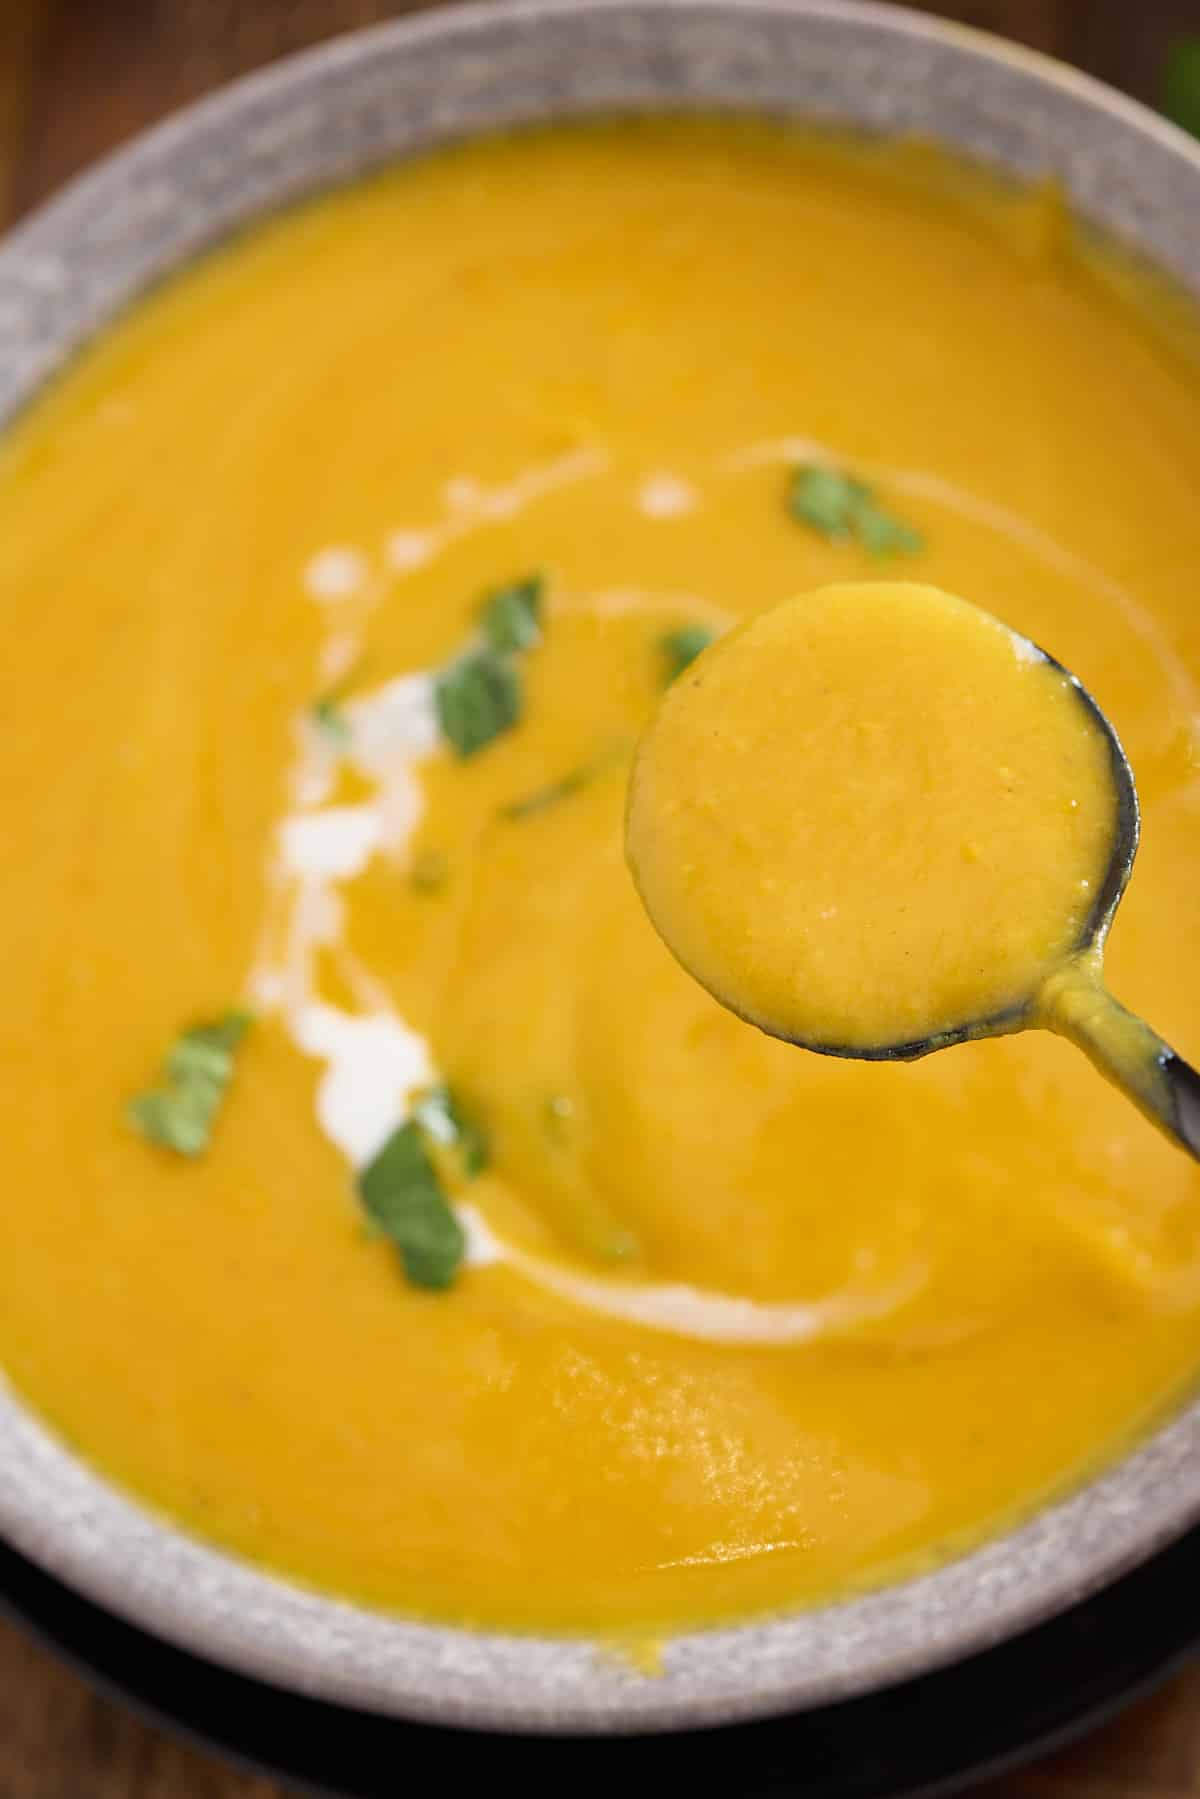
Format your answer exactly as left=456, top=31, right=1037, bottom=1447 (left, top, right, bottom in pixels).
left=789, top=466, right=923, bottom=557
left=501, top=741, right=630, bottom=820
left=358, top=1086, right=488, bottom=1289
left=790, top=466, right=870, bottom=540
left=311, top=692, right=352, bottom=747
left=1164, top=39, right=1200, bottom=139
left=501, top=766, right=595, bottom=819
left=435, top=575, right=546, bottom=757
left=309, top=656, right=369, bottom=748
left=128, top=1010, right=252, bottom=1157
left=480, top=575, right=543, bottom=653
left=358, top=1121, right=465, bottom=1290
left=436, top=649, right=522, bottom=757
left=853, top=505, right=923, bottom=558
left=415, top=1084, right=490, bottom=1178
left=659, top=626, right=714, bottom=684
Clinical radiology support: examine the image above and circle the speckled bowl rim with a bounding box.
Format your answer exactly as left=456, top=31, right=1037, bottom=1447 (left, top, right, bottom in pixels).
left=3, top=0, right=1200, bottom=1737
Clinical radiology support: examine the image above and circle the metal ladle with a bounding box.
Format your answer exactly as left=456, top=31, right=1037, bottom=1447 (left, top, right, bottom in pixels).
left=844, top=655, right=1200, bottom=1162
left=638, top=638, right=1200, bottom=1162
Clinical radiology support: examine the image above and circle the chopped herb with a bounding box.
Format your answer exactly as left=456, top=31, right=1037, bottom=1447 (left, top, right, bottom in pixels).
left=415, top=1083, right=489, bottom=1177
left=358, top=1121, right=465, bottom=1290
left=480, top=575, right=544, bottom=653
left=790, top=466, right=869, bottom=540
left=501, top=741, right=630, bottom=820
left=659, top=626, right=714, bottom=684
left=501, top=766, right=595, bottom=820
left=854, top=505, right=924, bottom=558
left=309, top=655, right=369, bottom=748
left=789, top=466, right=923, bottom=557
left=311, top=692, right=352, bottom=747
left=409, top=848, right=449, bottom=894
left=1164, top=38, right=1200, bottom=139
left=358, top=1086, right=489, bottom=1290
left=435, top=575, right=545, bottom=756
left=436, top=649, right=521, bottom=757
left=128, top=1010, right=252, bottom=1157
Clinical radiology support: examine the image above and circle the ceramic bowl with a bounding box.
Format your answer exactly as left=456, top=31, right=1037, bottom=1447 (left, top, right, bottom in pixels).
left=2, top=0, right=1200, bottom=1735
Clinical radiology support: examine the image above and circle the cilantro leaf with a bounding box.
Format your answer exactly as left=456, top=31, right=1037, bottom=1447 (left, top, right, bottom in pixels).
left=436, top=649, right=521, bottom=757
left=359, top=1087, right=488, bottom=1289
left=435, top=575, right=544, bottom=756
left=358, top=1121, right=466, bottom=1290
left=854, top=507, right=924, bottom=558
left=1164, top=38, right=1200, bottom=139
left=480, top=575, right=543, bottom=653
left=501, top=741, right=630, bottom=819
left=790, top=467, right=872, bottom=540
left=415, top=1084, right=490, bottom=1177
left=789, top=466, right=924, bottom=558
left=501, top=766, right=594, bottom=819
left=170, top=1010, right=251, bottom=1063
left=309, top=655, right=370, bottom=748
left=660, top=626, right=714, bottom=683
left=311, top=693, right=352, bottom=747
left=127, top=1089, right=214, bottom=1157
left=128, top=1010, right=252, bottom=1158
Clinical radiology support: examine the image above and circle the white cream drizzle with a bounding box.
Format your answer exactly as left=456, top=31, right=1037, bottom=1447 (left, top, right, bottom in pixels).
left=345, top=673, right=441, bottom=768
left=279, top=806, right=384, bottom=881
left=382, top=447, right=610, bottom=579
left=318, top=630, right=362, bottom=685
left=458, top=1208, right=924, bottom=1346
left=294, top=1004, right=435, bottom=1168
left=554, top=585, right=733, bottom=631
left=384, top=529, right=436, bottom=574
left=637, top=471, right=697, bottom=518
left=303, top=546, right=368, bottom=602
left=247, top=446, right=928, bottom=1347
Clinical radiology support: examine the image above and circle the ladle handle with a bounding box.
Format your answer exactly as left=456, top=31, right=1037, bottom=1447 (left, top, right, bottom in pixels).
left=1163, top=1056, right=1200, bottom=1160
left=1044, top=975, right=1200, bottom=1161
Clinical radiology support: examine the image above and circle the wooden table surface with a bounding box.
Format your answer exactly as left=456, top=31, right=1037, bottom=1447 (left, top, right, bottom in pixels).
left=0, top=1, right=1197, bottom=1793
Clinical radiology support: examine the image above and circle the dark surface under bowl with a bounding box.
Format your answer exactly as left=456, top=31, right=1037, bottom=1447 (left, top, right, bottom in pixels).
left=5, top=1522, right=1200, bottom=1796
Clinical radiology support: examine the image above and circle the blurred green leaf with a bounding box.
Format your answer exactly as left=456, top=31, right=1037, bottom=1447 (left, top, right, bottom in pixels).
left=1163, top=39, right=1200, bottom=140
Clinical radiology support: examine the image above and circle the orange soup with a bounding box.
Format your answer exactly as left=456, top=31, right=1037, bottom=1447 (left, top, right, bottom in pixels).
left=2, top=120, right=1200, bottom=1634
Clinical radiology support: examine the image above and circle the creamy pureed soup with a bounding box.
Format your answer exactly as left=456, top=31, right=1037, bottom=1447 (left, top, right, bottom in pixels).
left=4, top=120, right=1200, bottom=1637
left=627, top=581, right=1120, bottom=1053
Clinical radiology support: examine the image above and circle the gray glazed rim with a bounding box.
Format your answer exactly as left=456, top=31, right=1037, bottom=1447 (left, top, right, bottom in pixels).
left=2, top=0, right=1200, bottom=1738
